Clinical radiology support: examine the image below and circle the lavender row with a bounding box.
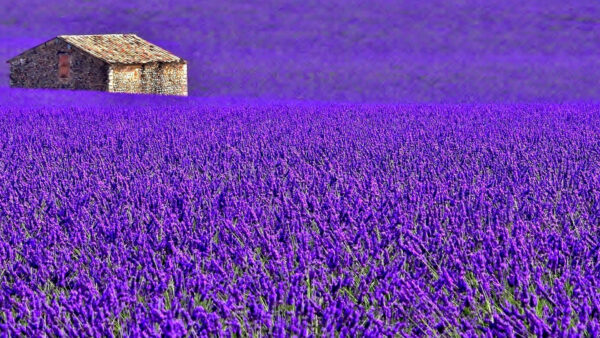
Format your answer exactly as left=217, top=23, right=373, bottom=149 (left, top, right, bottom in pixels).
left=0, top=102, right=599, bottom=335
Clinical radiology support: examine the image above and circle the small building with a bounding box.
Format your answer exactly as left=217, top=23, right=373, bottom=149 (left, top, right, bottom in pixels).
left=6, top=34, right=188, bottom=96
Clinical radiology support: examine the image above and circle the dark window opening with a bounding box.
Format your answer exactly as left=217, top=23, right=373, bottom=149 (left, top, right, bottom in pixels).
left=58, top=54, right=70, bottom=79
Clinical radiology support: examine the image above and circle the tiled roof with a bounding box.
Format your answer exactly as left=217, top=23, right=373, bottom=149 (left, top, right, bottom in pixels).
left=57, top=34, right=185, bottom=64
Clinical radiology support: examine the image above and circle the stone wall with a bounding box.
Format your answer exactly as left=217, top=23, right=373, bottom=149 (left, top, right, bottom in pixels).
left=8, top=38, right=109, bottom=91
left=108, top=65, right=142, bottom=93
left=8, top=38, right=187, bottom=96
left=109, top=62, right=187, bottom=96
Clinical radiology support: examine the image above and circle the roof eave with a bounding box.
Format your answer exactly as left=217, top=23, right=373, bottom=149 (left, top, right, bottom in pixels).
left=107, top=59, right=187, bottom=65
left=7, top=34, right=187, bottom=65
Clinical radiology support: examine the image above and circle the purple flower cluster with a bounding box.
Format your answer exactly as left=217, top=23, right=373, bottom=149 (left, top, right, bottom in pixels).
left=0, top=97, right=599, bottom=335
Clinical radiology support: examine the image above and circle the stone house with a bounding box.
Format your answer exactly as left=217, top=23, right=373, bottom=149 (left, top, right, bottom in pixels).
left=6, top=34, right=187, bottom=96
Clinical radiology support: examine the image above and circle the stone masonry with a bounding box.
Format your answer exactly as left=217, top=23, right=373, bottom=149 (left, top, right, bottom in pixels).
left=8, top=38, right=108, bottom=91
left=7, top=34, right=188, bottom=96
left=109, top=62, right=188, bottom=96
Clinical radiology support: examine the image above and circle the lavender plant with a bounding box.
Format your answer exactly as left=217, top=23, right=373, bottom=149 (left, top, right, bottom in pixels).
left=0, top=97, right=599, bottom=335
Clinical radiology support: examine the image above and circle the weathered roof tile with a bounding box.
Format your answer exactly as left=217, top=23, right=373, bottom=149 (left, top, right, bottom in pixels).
left=58, top=34, right=184, bottom=64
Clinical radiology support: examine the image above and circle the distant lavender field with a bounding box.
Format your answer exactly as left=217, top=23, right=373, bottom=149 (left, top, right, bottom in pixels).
left=2, top=0, right=600, bottom=101
left=1, top=1, right=600, bottom=336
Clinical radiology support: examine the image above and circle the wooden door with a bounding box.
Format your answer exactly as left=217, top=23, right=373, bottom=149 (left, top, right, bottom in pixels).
left=58, top=54, right=70, bottom=79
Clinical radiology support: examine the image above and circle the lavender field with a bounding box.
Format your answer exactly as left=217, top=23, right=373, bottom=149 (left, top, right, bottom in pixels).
left=1, top=95, right=600, bottom=335
left=2, top=0, right=600, bottom=336
left=2, top=0, right=600, bottom=102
